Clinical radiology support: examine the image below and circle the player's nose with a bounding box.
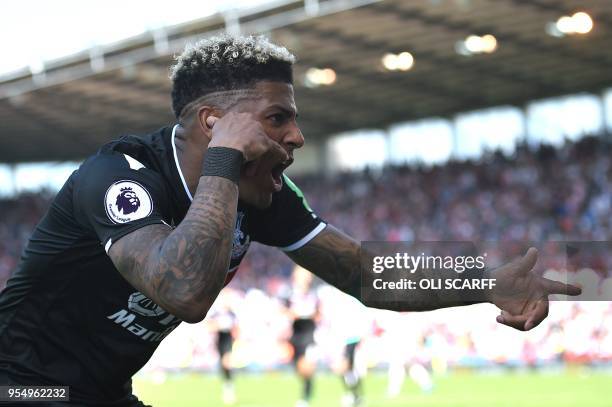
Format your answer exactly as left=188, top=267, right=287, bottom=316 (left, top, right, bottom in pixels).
left=284, top=126, right=304, bottom=151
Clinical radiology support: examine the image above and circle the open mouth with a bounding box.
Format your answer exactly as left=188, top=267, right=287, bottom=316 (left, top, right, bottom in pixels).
left=270, top=158, right=293, bottom=191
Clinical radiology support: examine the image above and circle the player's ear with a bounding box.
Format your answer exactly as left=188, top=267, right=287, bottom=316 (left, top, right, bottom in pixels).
left=196, top=106, right=222, bottom=141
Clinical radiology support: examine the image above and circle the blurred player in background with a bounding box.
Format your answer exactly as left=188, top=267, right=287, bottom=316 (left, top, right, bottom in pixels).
left=339, top=329, right=364, bottom=406
left=335, top=296, right=369, bottom=407
left=382, top=313, right=434, bottom=398
left=286, top=266, right=320, bottom=407
left=207, top=290, right=239, bottom=405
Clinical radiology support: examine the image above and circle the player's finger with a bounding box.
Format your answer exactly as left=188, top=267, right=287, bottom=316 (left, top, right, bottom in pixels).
left=496, top=310, right=529, bottom=331
left=541, top=278, right=582, bottom=296
left=515, top=247, right=538, bottom=276
left=206, top=115, right=219, bottom=128
left=525, top=299, right=548, bottom=331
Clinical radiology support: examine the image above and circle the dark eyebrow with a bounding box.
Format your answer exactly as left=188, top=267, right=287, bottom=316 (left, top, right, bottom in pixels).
left=267, top=104, right=298, bottom=118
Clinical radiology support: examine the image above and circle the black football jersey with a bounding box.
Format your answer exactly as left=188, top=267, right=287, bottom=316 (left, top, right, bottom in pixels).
left=0, top=124, right=325, bottom=404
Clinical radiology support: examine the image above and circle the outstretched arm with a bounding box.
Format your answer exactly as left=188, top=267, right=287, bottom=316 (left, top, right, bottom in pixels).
left=286, top=225, right=466, bottom=311
left=287, top=225, right=581, bottom=330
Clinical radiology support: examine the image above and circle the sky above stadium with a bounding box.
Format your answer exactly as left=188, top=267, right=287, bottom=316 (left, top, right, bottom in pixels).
left=0, top=0, right=273, bottom=76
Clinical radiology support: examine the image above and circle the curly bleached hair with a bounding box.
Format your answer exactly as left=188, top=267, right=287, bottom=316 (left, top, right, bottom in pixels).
left=170, top=34, right=296, bottom=119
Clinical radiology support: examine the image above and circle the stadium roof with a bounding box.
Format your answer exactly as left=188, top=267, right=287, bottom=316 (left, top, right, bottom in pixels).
left=1, top=0, right=611, bottom=163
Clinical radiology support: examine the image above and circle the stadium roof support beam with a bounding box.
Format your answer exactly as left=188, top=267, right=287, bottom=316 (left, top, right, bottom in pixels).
left=153, top=28, right=170, bottom=55
left=304, top=0, right=320, bottom=16
left=0, top=0, right=382, bottom=101
left=224, top=9, right=241, bottom=36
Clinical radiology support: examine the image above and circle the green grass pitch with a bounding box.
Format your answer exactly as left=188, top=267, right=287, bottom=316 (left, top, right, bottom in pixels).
left=133, top=369, right=610, bottom=407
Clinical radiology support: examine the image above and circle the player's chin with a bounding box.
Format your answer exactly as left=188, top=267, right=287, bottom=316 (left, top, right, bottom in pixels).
left=239, top=174, right=279, bottom=209
left=238, top=186, right=274, bottom=209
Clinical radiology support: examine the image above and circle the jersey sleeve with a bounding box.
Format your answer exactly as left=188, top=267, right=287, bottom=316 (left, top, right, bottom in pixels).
left=249, top=174, right=326, bottom=251
left=72, top=152, right=170, bottom=253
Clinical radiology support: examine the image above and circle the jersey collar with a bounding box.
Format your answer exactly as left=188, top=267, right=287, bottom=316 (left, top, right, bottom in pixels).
left=171, top=124, right=194, bottom=202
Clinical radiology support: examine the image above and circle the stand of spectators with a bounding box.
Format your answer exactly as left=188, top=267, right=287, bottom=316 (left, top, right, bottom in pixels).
left=0, top=191, right=53, bottom=291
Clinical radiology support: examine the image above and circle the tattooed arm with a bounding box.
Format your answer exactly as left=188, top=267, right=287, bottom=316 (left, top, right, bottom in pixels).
left=109, top=176, right=238, bottom=323
left=287, top=225, right=581, bottom=328
left=108, top=112, right=288, bottom=323
left=287, top=225, right=362, bottom=300
left=288, top=226, right=471, bottom=311
left=288, top=225, right=474, bottom=310
left=286, top=225, right=444, bottom=311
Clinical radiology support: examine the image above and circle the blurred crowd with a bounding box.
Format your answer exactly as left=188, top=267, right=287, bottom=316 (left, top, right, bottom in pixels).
left=0, top=191, right=53, bottom=291
left=1, top=135, right=611, bottom=369
left=143, top=288, right=612, bottom=374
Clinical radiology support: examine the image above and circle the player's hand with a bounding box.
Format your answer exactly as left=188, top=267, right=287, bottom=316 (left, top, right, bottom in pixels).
left=206, top=113, right=288, bottom=167
left=489, top=247, right=581, bottom=331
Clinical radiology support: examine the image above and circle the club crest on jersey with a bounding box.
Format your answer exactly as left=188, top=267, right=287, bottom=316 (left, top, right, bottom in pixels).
left=105, top=180, right=153, bottom=224
left=231, top=211, right=250, bottom=260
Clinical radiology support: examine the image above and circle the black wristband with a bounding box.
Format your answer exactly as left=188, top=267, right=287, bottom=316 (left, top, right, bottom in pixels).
left=201, top=147, right=244, bottom=185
